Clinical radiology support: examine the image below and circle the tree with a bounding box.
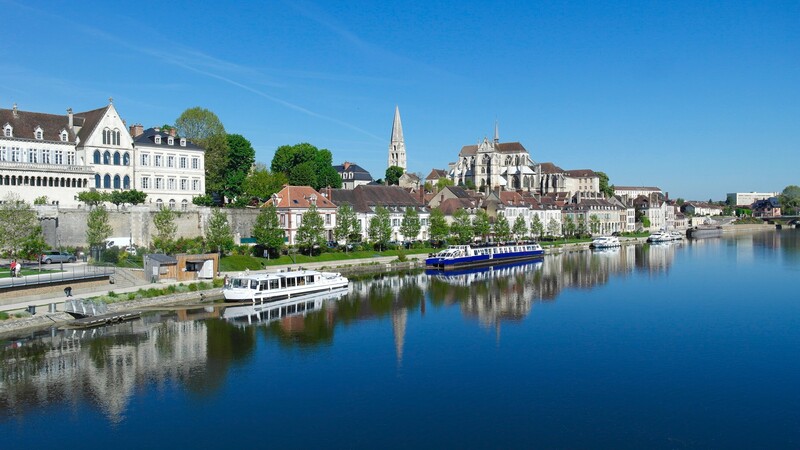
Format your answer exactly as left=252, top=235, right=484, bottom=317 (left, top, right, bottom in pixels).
left=34, top=196, right=48, bottom=205
left=450, top=209, right=474, bottom=244
left=676, top=198, right=685, bottom=206
left=531, top=215, right=545, bottom=238
left=513, top=215, right=529, bottom=240
left=436, top=178, right=454, bottom=192
left=597, top=171, right=614, bottom=198
left=77, top=190, right=109, bottom=208
left=223, top=134, right=256, bottom=201
left=0, top=194, right=42, bottom=258
left=109, top=190, right=147, bottom=210
left=547, top=218, right=560, bottom=238
left=563, top=216, right=576, bottom=237
left=385, top=166, right=404, bottom=186
left=243, top=163, right=288, bottom=201
left=175, top=107, right=229, bottom=200
left=252, top=205, right=285, bottom=258
left=21, top=225, right=47, bottom=261
left=429, top=209, right=449, bottom=244
left=368, top=206, right=392, bottom=251
left=589, top=214, right=600, bottom=235
left=206, top=209, right=234, bottom=255
left=86, top=206, right=113, bottom=257
left=472, top=209, right=491, bottom=241
left=780, top=185, right=800, bottom=214
left=576, top=215, right=588, bottom=237
left=193, top=195, right=215, bottom=207
left=153, top=207, right=179, bottom=250
left=399, top=207, right=421, bottom=242
left=494, top=214, right=512, bottom=242
left=271, top=143, right=341, bottom=190
left=334, top=203, right=360, bottom=251
left=295, top=204, right=326, bottom=255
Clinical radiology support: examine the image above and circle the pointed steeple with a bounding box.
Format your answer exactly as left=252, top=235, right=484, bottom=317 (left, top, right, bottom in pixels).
left=494, top=120, right=499, bottom=144
left=388, top=105, right=407, bottom=171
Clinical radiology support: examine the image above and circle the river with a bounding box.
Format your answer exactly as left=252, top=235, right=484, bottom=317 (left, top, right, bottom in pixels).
left=2, top=230, right=799, bottom=448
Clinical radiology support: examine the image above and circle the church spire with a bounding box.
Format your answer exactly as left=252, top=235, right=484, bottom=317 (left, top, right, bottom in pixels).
left=388, top=105, right=407, bottom=171
left=494, top=119, right=499, bottom=144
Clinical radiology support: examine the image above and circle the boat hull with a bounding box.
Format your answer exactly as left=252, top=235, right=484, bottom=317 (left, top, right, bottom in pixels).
left=426, top=250, right=544, bottom=271
left=687, top=227, right=723, bottom=239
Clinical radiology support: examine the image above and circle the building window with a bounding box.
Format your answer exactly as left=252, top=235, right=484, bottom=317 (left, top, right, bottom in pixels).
left=113, top=152, right=121, bottom=165
left=67, top=152, right=75, bottom=165
left=179, top=157, right=187, bottom=169
left=155, top=178, right=164, bottom=189
left=168, top=137, right=174, bottom=145
left=113, top=175, right=121, bottom=189
left=325, top=214, right=331, bottom=225
left=180, top=138, right=186, bottom=147
left=11, top=147, right=20, bottom=162
left=60, top=131, right=68, bottom=142
left=141, top=177, right=150, bottom=189
left=3, top=125, right=12, bottom=137
left=123, top=175, right=130, bottom=189
left=103, top=174, right=111, bottom=189
left=181, top=199, right=188, bottom=211
left=123, top=152, right=130, bottom=165
left=169, top=199, right=176, bottom=209
left=280, top=214, right=286, bottom=226
left=103, top=151, right=111, bottom=165
left=42, top=149, right=50, bottom=164
left=93, top=150, right=101, bottom=164
left=54, top=150, right=63, bottom=165
left=114, top=129, right=121, bottom=146
left=180, top=179, right=188, bottom=190
left=95, top=174, right=101, bottom=188
left=102, top=128, right=110, bottom=145
left=167, top=155, right=174, bottom=167
left=192, top=157, right=199, bottom=169
left=192, top=179, right=200, bottom=191
left=168, top=178, right=176, bottom=190
left=156, top=199, right=162, bottom=208
left=35, top=128, right=43, bottom=140
left=28, top=149, right=37, bottom=163
left=296, top=214, right=302, bottom=225
left=141, top=154, right=150, bottom=166
left=155, top=155, right=162, bottom=167
left=155, top=135, right=161, bottom=144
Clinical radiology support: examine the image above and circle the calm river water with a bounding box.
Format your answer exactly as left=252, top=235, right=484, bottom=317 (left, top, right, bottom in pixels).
left=2, top=230, right=799, bottom=448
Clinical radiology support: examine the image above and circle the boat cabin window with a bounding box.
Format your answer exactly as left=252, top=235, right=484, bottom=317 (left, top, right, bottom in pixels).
left=286, top=277, right=297, bottom=287
left=251, top=280, right=258, bottom=290
left=297, top=276, right=306, bottom=286
left=269, top=279, right=280, bottom=290
left=231, top=278, right=250, bottom=289
left=306, top=275, right=315, bottom=284
left=259, top=281, right=268, bottom=291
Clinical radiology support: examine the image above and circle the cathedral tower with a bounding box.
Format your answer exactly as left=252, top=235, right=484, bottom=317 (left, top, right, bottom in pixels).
left=388, top=106, right=406, bottom=171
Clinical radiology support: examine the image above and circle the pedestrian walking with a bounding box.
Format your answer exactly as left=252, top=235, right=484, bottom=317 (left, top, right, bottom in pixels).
left=14, top=261, right=22, bottom=278
left=9, top=260, right=16, bottom=277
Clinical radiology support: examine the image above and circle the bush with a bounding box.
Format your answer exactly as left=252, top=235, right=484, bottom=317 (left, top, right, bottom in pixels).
left=0, top=311, right=9, bottom=320
left=396, top=249, right=407, bottom=262
left=188, top=284, right=198, bottom=292
left=127, top=293, right=136, bottom=301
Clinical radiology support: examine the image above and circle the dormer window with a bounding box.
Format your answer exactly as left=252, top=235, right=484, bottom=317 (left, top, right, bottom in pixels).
left=34, top=127, right=43, bottom=140
left=3, top=124, right=11, bottom=137
left=167, top=137, right=174, bottom=145
left=180, top=138, right=186, bottom=147
left=154, top=135, right=162, bottom=144
left=60, top=130, right=68, bottom=142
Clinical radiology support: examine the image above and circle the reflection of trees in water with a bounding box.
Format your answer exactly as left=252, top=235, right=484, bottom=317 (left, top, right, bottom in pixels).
left=184, top=319, right=256, bottom=396
left=260, top=307, right=335, bottom=348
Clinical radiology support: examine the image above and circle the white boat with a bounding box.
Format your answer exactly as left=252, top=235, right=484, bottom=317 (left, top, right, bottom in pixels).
left=223, top=269, right=349, bottom=303
left=590, top=236, right=621, bottom=248
left=647, top=230, right=683, bottom=243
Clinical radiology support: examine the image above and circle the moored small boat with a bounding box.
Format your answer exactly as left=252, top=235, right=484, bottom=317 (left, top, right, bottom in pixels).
left=223, top=269, right=349, bottom=303
left=425, top=242, right=544, bottom=271
left=590, top=236, right=621, bottom=248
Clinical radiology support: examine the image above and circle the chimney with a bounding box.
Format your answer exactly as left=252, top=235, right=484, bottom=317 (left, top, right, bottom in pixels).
left=12, top=103, right=18, bottom=118
left=67, top=108, right=73, bottom=129
left=129, top=123, right=144, bottom=138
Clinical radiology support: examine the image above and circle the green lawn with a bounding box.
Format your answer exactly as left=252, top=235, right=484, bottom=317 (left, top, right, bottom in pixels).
left=220, top=247, right=436, bottom=272
left=0, top=267, right=61, bottom=279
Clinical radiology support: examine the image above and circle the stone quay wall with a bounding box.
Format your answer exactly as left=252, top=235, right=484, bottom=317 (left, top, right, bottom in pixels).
left=37, top=205, right=260, bottom=249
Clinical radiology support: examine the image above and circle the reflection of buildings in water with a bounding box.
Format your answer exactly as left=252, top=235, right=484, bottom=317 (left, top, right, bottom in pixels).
left=392, top=308, right=407, bottom=365
left=0, top=319, right=208, bottom=424
left=642, top=241, right=680, bottom=274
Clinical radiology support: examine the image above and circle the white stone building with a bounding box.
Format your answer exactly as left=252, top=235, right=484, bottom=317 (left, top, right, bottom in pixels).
left=726, top=192, right=779, bottom=207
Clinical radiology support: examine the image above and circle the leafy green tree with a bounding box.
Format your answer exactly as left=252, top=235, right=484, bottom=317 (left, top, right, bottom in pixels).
left=597, top=171, right=614, bottom=198
left=34, top=196, right=48, bottom=205
left=0, top=194, right=42, bottom=258
left=86, top=206, right=113, bottom=257
left=563, top=216, right=576, bottom=237
left=385, top=166, right=404, bottom=186
left=472, top=209, right=491, bottom=241
left=206, top=209, right=234, bottom=255
left=242, top=163, right=288, bottom=201
left=334, top=203, right=360, bottom=251
left=436, top=178, right=454, bottom=191
left=21, top=224, right=47, bottom=261
left=429, top=209, right=449, bottom=244
left=450, top=209, right=474, bottom=244
left=547, top=218, right=560, bottom=237
left=780, top=185, right=800, bottom=214
left=296, top=204, right=326, bottom=255
left=400, top=207, right=421, bottom=242
left=494, top=214, right=512, bottom=242
left=368, top=206, right=392, bottom=251
left=676, top=198, right=685, bottom=206
left=109, top=190, right=147, bottom=210
left=589, top=214, right=601, bottom=235
left=153, top=207, right=179, bottom=250
left=271, top=143, right=341, bottom=190
left=175, top=107, right=228, bottom=199
left=252, top=205, right=285, bottom=258
left=78, top=190, right=109, bottom=208
left=532, top=215, right=546, bottom=238
left=513, top=215, right=529, bottom=240
left=224, top=134, right=256, bottom=201
left=576, top=215, right=588, bottom=237
left=193, top=195, right=215, bottom=206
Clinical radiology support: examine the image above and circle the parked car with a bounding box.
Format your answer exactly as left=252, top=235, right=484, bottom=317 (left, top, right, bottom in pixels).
left=40, top=251, right=77, bottom=264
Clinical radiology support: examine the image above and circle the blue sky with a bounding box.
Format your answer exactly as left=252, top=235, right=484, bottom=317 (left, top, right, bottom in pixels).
left=2, top=0, right=798, bottom=200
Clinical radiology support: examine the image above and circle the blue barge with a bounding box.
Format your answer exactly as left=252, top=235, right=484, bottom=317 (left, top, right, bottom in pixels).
left=425, top=242, right=544, bottom=271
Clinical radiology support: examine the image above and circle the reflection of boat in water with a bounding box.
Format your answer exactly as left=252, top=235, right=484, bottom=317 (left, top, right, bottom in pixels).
left=426, top=259, right=543, bottom=284
left=223, top=269, right=349, bottom=303
left=591, top=246, right=620, bottom=255
left=425, top=242, right=544, bottom=271
left=590, top=236, right=621, bottom=248
left=222, top=289, right=347, bottom=325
